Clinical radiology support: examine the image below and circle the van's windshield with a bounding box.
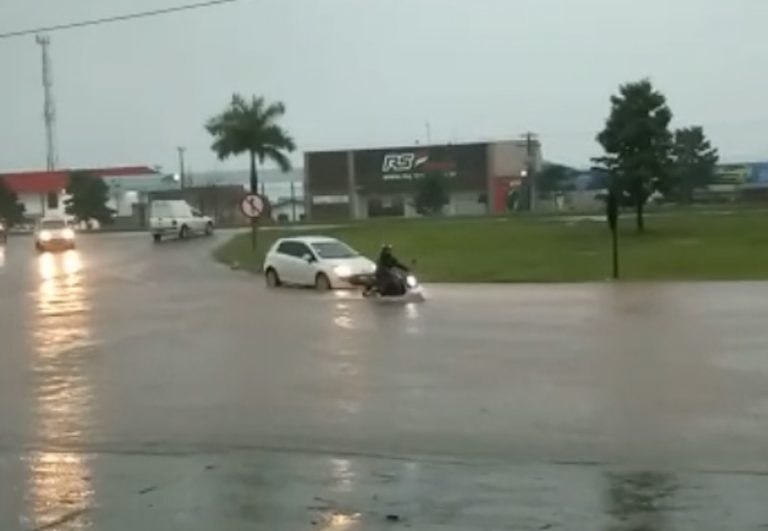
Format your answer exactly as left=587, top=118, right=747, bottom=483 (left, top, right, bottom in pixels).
left=40, top=220, right=67, bottom=229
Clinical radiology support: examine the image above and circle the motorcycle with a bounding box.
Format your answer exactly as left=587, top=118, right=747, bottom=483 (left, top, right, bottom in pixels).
left=357, top=266, right=426, bottom=303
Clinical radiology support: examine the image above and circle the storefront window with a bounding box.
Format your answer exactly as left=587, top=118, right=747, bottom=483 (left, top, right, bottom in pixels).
left=368, top=196, right=404, bottom=217
left=46, top=192, right=59, bottom=209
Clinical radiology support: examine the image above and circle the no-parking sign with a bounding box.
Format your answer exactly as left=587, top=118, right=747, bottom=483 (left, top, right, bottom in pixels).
left=240, top=194, right=266, bottom=219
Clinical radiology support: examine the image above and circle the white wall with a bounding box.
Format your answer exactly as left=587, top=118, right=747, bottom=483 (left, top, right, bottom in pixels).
left=489, top=140, right=543, bottom=177
left=361, top=192, right=485, bottom=218
left=19, top=192, right=67, bottom=219
left=19, top=194, right=43, bottom=217
left=272, top=203, right=305, bottom=222
left=448, top=192, right=487, bottom=216
left=107, top=190, right=141, bottom=217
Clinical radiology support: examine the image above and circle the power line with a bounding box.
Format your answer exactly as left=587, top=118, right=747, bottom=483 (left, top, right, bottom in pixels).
left=0, top=0, right=237, bottom=40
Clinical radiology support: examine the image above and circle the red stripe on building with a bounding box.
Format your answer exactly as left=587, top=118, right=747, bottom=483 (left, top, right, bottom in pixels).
left=0, top=166, right=157, bottom=194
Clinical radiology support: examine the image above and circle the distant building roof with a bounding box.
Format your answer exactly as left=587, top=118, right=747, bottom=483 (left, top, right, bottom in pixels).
left=3, top=171, right=69, bottom=194
left=1, top=166, right=157, bottom=194
left=89, top=166, right=157, bottom=177
left=272, top=197, right=304, bottom=208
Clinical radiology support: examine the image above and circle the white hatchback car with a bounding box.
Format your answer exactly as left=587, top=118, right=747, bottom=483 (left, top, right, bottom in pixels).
left=264, top=236, right=376, bottom=290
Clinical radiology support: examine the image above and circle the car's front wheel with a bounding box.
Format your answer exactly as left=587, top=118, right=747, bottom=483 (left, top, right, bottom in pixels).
left=205, top=222, right=214, bottom=236
left=179, top=225, right=189, bottom=240
left=315, top=273, right=331, bottom=292
left=153, top=233, right=162, bottom=243
left=265, top=268, right=281, bottom=288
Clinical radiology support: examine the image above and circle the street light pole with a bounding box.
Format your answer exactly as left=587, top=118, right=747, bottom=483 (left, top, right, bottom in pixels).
left=523, top=132, right=538, bottom=212
left=177, top=146, right=186, bottom=191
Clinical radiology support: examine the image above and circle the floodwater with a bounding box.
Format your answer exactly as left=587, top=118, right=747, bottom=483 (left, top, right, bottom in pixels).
left=1, top=232, right=768, bottom=529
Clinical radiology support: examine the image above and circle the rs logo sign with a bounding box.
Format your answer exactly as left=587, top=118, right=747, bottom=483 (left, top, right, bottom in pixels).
left=382, top=152, right=429, bottom=173
left=382, top=153, right=415, bottom=172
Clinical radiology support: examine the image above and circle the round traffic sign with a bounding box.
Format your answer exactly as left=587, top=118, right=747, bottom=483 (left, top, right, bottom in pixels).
left=240, top=194, right=266, bottom=219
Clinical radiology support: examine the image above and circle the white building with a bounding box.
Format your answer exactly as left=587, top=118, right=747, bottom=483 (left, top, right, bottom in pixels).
left=1, top=166, right=170, bottom=222
left=3, top=170, right=69, bottom=219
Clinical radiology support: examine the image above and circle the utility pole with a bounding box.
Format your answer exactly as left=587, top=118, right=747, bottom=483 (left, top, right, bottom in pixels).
left=177, top=146, right=186, bottom=191
left=36, top=35, right=57, bottom=171
left=607, top=186, right=620, bottom=279
left=290, top=180, right=297, bottom=222
left=523, top=132, right=538, bottom=212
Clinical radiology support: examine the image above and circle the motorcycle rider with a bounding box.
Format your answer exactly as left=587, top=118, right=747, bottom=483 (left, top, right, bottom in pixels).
left=375, top=244, right=409, bottom=295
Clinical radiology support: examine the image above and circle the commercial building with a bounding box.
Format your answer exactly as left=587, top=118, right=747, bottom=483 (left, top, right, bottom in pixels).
left=0, top=166, right=175, bottom=225
left=182, top=169, right=304, bottom=222
left=304, top=139, right=542, bottom=220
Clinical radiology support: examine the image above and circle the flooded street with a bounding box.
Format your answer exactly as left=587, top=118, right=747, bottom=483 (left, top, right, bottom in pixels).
left=2, top=232, right=768, bottom=529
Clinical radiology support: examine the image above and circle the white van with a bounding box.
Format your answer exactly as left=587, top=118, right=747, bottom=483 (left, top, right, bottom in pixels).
left=149, top=200, right=213, bottom=242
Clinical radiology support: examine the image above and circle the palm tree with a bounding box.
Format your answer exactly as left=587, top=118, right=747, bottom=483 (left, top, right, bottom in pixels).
left=205, top=94, right=296, bottom=194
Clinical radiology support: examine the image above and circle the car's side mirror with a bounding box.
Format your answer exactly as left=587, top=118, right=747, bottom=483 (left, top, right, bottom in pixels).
left=302, top=253, right=314, bottom=263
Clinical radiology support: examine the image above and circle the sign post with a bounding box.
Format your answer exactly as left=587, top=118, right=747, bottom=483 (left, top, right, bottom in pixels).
left=606, top=188, right=619, bottom=280
left=240, top=193, right=266, bottom=250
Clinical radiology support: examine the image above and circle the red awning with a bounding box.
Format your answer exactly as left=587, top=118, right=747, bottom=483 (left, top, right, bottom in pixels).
left=0, top=166, right=157, bottom=194
left=2, top=171, right=70, bottom=194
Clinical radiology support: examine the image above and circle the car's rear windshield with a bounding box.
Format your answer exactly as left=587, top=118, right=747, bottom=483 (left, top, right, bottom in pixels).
left=40, top=220, right=67, bottom=229
left=311, top=242, right=358, bottom=259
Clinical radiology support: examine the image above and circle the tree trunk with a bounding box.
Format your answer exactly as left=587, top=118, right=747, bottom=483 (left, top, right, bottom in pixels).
left=249, top=151, right=258, bottom=194
left=635, top=200, right=644, bottom=234
left=685, top=186, right=694, bottom=205
left=248, top=151, right=259, bottom=251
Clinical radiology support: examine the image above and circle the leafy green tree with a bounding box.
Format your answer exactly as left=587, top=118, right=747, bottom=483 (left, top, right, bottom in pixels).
left=0, top=178, right=25, bottom=226
left=205, top=94, right=296, bottom=194
left=414, top=172, right=450, bottom=215
left=65, top=171, right=114, bottom=224
left=668, top=126, right=719, bottom=204
left=595, top=79, right=673, bottom=233
left=537, top=163, right=578, bottom=193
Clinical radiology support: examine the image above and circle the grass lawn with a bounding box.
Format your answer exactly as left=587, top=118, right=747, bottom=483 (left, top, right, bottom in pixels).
left=214, top=210, right=768, bottom=282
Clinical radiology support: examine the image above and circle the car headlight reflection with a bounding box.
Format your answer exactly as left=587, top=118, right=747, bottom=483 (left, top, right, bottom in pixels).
left=333, top=265, right=352, bottom=278
left=63, top=250, right=82, bottom=275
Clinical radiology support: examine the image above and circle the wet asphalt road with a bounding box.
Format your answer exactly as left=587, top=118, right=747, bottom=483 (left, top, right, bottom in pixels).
left=2, top=232, right=768, bottom=529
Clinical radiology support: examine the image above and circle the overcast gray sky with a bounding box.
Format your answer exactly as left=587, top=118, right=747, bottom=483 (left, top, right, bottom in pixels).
left=1, top=0, right=766, bottom=173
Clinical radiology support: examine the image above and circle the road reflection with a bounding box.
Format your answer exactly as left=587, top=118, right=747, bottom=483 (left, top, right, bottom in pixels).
left=330, top=458, right=355, bottom=492
left=605, top=471, right=677, bottom=530
left=319, top=511, right=362, bottom=530
left=313, top=458, right=362, bottom=530
left=333, top=302, right=354, bottom=330
left=24, top=250, right=95, bottom=530
left=322, top=300, right=364, bottom=416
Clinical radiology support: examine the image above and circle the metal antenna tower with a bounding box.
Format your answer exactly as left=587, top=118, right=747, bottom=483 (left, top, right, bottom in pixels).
left=35, top=34, right=57, bottom=170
